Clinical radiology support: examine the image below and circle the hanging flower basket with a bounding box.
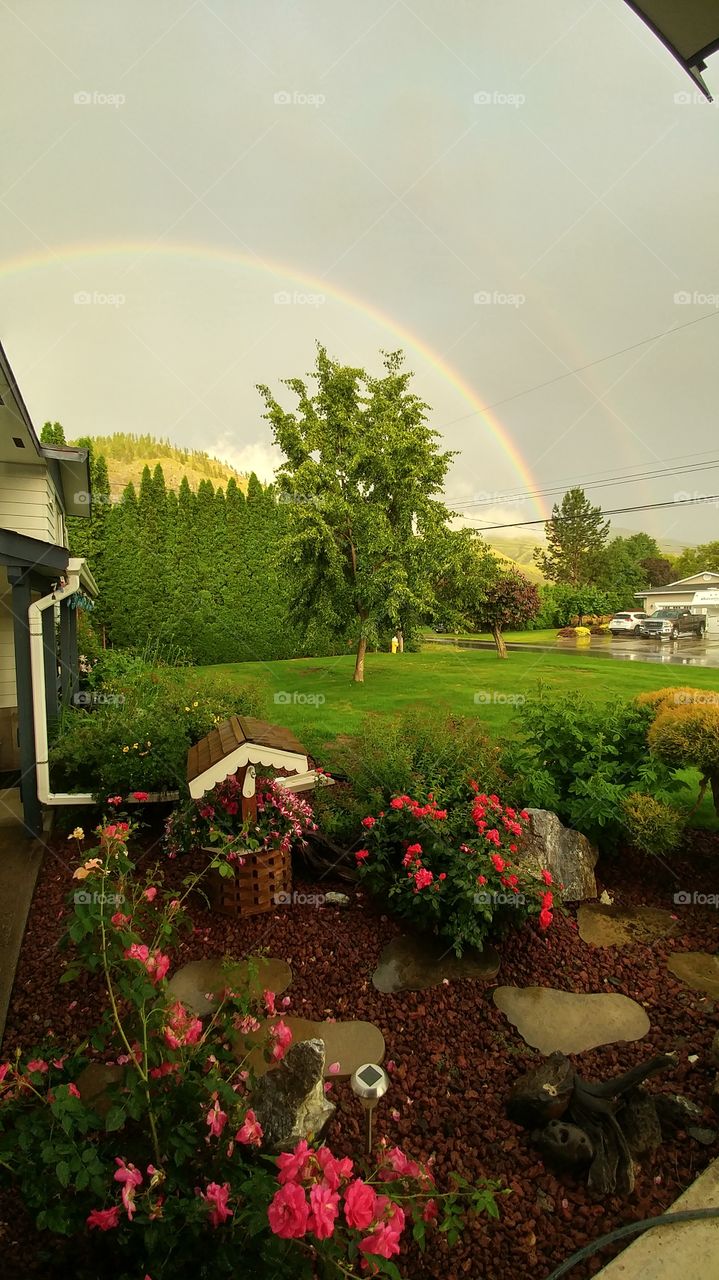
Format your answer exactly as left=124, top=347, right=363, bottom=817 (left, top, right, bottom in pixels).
left=202, top=844, right=292, bottom=918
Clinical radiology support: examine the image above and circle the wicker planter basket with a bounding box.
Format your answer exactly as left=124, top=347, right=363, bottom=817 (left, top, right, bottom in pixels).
left=203, top=844, right=292, bottom=918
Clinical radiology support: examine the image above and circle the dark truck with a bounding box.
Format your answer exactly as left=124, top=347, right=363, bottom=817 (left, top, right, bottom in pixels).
left=640, top=607, right=706, bottom=640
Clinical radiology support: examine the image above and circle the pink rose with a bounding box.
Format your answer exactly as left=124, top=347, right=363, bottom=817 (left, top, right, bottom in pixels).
left=87, top=1205, right=121, bottom=1231
left=309, top=1181, right=339, bottom=1239
left=268, top=1182, right=309, bottom=1238
left=235, top=1108, right=263, bottom=1147
left=277, top=1139, right=312, bottom=1185
left=114, top=1158, right=143, bottom=1220
left=144, top=887, right=158, bottom=902
left=206, top=1097, right=228, bottom=1138
left=344, top=1178, right=378, bottom=1230
left=316, top=1147, right=353, bottom=1190
left=201, top=1181, right=233, bottom=1227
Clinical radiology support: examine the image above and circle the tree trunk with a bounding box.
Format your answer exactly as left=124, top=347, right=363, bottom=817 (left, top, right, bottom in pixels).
left=492, top=625, right=508, bottom=659
left=397, top=630, right=404, bottom=653
left=353, top=635, right=367, bottom=683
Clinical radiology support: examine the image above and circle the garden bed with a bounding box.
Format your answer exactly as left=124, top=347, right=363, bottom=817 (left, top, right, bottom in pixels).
left=2, top=826, right=718, bottom=1279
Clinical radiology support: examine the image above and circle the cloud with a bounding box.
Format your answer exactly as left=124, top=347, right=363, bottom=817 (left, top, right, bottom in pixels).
left=208, top=436, right=282, bottom=484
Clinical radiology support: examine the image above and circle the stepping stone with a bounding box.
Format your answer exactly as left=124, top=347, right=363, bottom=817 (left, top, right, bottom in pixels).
left=242, top=1016, right=385, bottom=1080
left=578, top=904, right=676, bottom=948
left=76, top=1062, right=125, bottom=1118
left=372, top=934, right=500, bottom=994
left=667, top=952, right=719, bottom=1000
left=493, top=986, right=650, bottom=1055
left=167, top=956, right=292, bottom=1015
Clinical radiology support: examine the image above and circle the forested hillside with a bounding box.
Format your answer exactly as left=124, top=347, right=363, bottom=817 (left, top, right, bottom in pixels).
left=71, top=432, right=248, bottom=500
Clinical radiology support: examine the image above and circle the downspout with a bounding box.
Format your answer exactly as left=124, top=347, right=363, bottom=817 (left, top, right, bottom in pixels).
left=28, top=556, right=97, bottom=806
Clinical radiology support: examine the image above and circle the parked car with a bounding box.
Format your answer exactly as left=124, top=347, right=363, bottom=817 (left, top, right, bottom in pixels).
left=608, top=611, right=646, bottom=636
left=640, top=608, right=706, bottom=640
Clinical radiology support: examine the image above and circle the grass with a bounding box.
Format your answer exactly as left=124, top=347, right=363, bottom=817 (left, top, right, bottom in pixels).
left=422, top=628, right=561, bottom=645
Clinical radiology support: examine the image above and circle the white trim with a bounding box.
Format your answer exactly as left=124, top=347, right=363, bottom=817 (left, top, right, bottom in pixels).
left=188, top=745, right=308, bottom=799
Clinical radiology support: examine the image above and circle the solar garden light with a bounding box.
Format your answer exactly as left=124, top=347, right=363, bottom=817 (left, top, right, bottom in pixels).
left=350, top=1062, right=389, bottom=1155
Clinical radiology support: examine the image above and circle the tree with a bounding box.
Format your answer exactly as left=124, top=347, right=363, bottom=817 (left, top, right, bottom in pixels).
left=40, top=421, right=66, bottom=445
left=534, top=488, right=609, bottom=586
left=258, top=346, right=456, bottom=682
left=641, top=555, right=675, bottom=587
left=591, top=533, right=658, bottom=599
left=674, top=541, right=719, bottom=577
left=472, top=569, right=541, bottom=658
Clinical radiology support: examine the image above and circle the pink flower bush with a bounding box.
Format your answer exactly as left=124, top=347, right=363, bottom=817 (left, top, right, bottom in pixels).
left=123, top=944, right=170, bottom=984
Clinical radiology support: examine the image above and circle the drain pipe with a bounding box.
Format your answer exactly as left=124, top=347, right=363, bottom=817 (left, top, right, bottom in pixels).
left=28, top=557, right=98, bottom=806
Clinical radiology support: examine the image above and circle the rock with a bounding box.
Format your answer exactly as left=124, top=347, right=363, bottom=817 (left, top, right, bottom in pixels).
left=167, top=956, right=292, bottom=1015
left=76, top=1062, right=125, bottom=1118
left=493, top=986, right=650, bottom=1055
left=710, top=1031, right=719, bottom=1069
left=533, top=1119, right=594, bottom=1169
left=666, top=952, right=719, bottom=1001
left=507, top=1052, right=575, bottom=1128
left=323, top=892, right=350, bottom=907
left=619, top=1087, right=662, bottom=1157
left=578, top=904, right=676, bottom=948
left=372, top=933, right=500, bottom=993
left=513, top=810, right=598, bottom=902
left=600, top=890, right=614, bottom=905
left=245, top=1017, right=385, bottom=1080
left=687, top=1126, right=718, bottom=1146
left=251, top=1038, right=335, bottom=1151
left=655, top=1092, right=703, bottom=1133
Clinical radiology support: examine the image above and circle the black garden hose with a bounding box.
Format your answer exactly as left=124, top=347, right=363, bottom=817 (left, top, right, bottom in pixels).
left=544, top=1206, right=719, bottom=1280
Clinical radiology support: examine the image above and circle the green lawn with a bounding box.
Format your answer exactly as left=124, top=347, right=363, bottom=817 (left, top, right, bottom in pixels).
left=422, top=629, right=562, bottom=645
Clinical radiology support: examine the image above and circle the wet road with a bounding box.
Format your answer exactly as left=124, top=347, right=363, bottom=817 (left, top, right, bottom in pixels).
left=425, top=634, right=719, bottom=668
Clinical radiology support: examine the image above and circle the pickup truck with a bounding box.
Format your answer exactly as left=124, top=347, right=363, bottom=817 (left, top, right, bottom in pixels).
left=639, top=608, right=706, bottom=640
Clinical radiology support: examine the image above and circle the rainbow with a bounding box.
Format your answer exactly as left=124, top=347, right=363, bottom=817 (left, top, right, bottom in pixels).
left=0, top=241, right=546, bottom=518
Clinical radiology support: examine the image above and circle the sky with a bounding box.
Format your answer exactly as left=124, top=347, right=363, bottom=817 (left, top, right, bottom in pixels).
left=2, top=0, right=719, bottom=547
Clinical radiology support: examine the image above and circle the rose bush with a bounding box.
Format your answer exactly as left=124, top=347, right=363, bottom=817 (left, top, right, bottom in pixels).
left=354, top=784, right=555, bottom=955
left=0, top=819, right=501, bottom=1278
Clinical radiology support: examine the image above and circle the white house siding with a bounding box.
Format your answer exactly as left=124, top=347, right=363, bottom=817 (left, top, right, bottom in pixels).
left=0, top=461, right=61, bottom=545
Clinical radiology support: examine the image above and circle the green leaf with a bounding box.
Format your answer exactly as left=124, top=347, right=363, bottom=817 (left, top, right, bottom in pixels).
left=55, top=1160, right=71, bottom=1188
left=104, top=1105, right=126, bottom=1132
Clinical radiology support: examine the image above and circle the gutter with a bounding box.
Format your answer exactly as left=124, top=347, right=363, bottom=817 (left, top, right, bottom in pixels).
left=28, top=557, right=98, bottom=806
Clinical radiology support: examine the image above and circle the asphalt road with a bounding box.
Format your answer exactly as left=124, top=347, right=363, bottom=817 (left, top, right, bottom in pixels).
left=425, top=634, right=719, bottom=668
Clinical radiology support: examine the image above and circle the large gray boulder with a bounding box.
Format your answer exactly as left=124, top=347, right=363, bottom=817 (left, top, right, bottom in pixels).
left=251, top=1038, right=335, bottom=1151
left=514, top=809, right=598, bottom=902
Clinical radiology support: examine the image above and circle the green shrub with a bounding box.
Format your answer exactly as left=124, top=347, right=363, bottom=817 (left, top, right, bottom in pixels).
left=50, top=668, right=265, bottom=798
left=648, top=696, right=719, bottom=816
left=504, top=688, right=684, bottom=847
left=621, top=791, right=686, bottom=856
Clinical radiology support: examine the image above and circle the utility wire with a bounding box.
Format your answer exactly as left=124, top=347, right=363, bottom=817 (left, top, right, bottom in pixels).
left=451, top=457, right=719, bottom=509
left=462, top=492, right=719, bottom=531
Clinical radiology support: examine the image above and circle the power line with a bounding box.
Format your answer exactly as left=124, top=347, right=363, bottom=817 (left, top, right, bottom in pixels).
left=464, top=492, right=719, bottom=532
left=435, top=308, right=719, bottom=431
left=451, top=457, right=719, bottom=509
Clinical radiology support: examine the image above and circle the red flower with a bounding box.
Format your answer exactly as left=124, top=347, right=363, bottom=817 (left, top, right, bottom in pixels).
left=389, top=797, right=404, bottom=810
left=541, top=869, right=553, bottom=885
left=539, top=907, right=553, bottom=930
left=131, top=791, right=150, bottom=803
left=361, top=816, right=376, bottom=828
left=87, top=1206, right=121, bottom=1231
left=355, top=848, right=370, bottom=861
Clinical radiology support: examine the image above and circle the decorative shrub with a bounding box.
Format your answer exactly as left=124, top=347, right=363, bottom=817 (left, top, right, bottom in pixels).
left=0, top=822, right=500, bottom=1278
left=50, top=669, right=265, bottom=798
left=164, top=775, right=317, bottom=861
left=504, top=688, right=684, bottom=847
left=621, top=791, right=686, bottom=856
left=647, top=696, right=719, bottom=816
left=354, top=785, right=554, bottom=955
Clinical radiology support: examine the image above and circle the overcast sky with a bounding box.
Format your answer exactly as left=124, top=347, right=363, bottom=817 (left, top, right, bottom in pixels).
left=2, top=0, right=718, bottom=546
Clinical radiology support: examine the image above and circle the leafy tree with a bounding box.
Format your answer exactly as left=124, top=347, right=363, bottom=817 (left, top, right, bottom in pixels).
left=641, top=555, right=675, bottom=587
left=472, top=570, right=541, bottom=658
left=258, top=346, right=456, bottom=682
left=40, top=421, right=66, bottom=445
left=534, top=488, right=609, bottom=586
left=674, top=541, right=719, bottom=577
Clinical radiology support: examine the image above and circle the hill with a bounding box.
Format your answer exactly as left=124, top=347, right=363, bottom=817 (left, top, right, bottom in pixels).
left=69, top=432, right=249, bottom=500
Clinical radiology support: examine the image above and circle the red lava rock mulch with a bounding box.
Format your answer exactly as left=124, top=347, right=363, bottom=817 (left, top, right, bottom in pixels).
left=2, top=828, right=719, bottom=1279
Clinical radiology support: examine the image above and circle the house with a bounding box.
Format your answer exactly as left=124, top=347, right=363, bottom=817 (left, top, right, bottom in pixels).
left=0, top=341, right=97, bottom=837
left=635, top=571, right=719, bottom=638
left=623, top=2, right=719, bottom=100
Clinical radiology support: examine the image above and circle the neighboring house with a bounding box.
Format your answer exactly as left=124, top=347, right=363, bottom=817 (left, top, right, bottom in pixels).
left=0, top=341, right=97, bottom=837
left=635, top=571, right=719, bottom=638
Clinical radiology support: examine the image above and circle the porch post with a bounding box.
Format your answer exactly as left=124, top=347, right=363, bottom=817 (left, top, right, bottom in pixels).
left=42, top=602, right=60, bottom=725
left=7, top=567, right=42, bottom=838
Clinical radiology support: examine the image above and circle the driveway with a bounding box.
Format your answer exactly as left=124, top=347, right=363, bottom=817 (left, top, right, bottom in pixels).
left=426, top=634, right=719, bottom=668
